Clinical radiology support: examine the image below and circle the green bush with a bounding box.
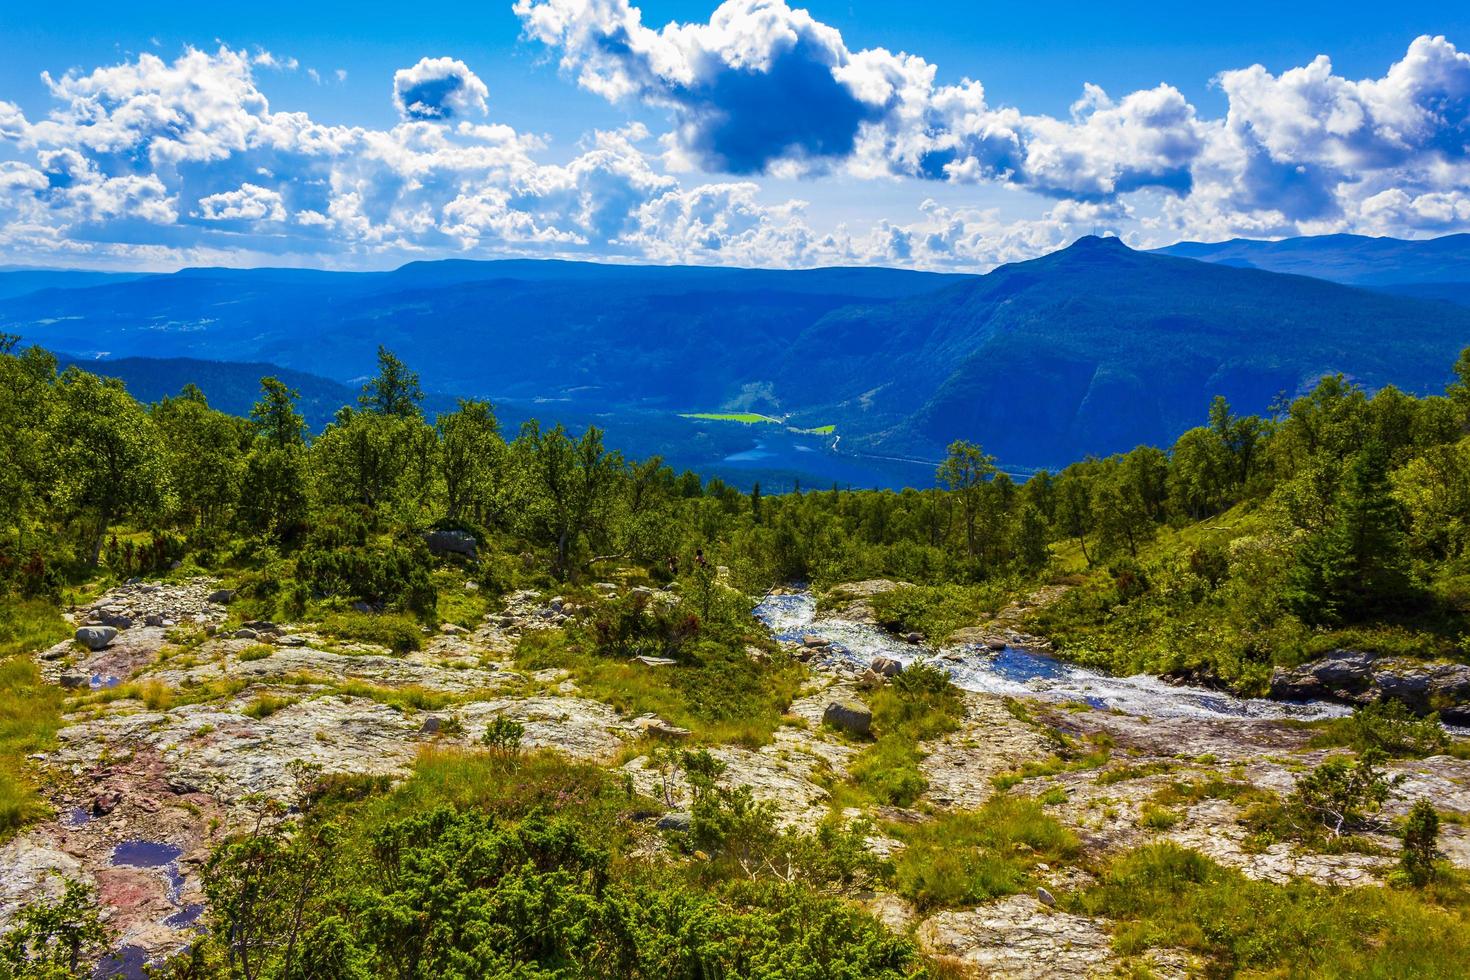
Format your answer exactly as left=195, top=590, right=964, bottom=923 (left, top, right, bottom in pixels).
left=1078, top=842, right=1470, bottom=976
left=190, top=753, right=925, bottom=980
left=320, top=612, right=423, bottom=653
left=1309, top=701, right=1449, bottom=758
left=1401, top=799, right=1442, bottom=887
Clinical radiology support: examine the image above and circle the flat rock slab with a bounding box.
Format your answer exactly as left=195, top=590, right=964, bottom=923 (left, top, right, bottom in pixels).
left=917, top=895, right=1117, bottom=978
left=919, top=693, right=1055, bottom=809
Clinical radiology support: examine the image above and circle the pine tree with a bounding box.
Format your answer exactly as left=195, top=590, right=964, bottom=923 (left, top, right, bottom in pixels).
left=1289, top=441, right=1412, bottom=622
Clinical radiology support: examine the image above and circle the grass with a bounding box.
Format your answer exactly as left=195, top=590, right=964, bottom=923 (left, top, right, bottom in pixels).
left=890, top=797, right=1081, bottom=911
left=434, top=571, right=492, bottom=629
left=243, top=694, right=298, bottom=718
left=277, top=673, right=466, bottom=713
left=790, top=424, right=836, bottom=435
left=848, top=661, right=966, bottom=806
left=0, top=599, right=70, bottom=837
left=320, top=611, right=423, bottom=653
left=678, top=412, right=781, bottom=425
left=516, top=629, right=802, bottom=746
left=238, top=643, right=274, bottom=662
left=1076, top=842, right=1470, bottom=976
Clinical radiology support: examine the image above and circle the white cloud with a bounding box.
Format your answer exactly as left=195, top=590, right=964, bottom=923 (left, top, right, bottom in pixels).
left=1, top=31, right=1470, bottom=272
left=197, top=182, right=286, bottom=221
left=392, top=57, right=489, bottom=121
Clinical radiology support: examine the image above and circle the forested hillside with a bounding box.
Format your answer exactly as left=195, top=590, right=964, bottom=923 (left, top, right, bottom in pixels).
left=6, top=237, right=1469, bottom=473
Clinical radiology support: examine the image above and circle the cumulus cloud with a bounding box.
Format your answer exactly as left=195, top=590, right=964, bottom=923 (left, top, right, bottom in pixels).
left=393, top=57, right=490, bottom=121
left=513, top=0, right=1204, bottom=198
left=197, top=182, right=286, bottom=221
left=2, top=29, right=1470, bottom=272
left=516, top=0, right=1470, bottom=231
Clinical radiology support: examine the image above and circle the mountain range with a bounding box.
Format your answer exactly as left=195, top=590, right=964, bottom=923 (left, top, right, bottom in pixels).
left=4, top=233, right=1469, bottom=483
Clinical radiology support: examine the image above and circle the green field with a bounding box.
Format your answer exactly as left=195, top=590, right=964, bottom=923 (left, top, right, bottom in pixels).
left=792, top=424, right=836, bottom=435
left=678, top=412, right=782, bottom=425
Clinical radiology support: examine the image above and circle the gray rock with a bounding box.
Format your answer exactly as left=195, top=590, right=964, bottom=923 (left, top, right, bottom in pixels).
left=656, top=811, right=693, bottom=832
left=871, top=656, right=904, bottom=678
left=59, top=671, right=90, bottom=689
left=823, top=699, right=873, bottom=737
left=634, top=656, right=678, bottom=667
left=420, top=716, right=445, bottom=734
left=75, top=626, right=117, bottom=651
left=1036, top=886, right=1056, bottom=907
left=634, top=715, right=692, bottom=739
left=425, top=529, right=478, bottom=559
left=207, top=589, right=235, bottom=605
left=233, top=628, right=259, bottom=641
left=905, top=632, right=923, bottom=644
left=802, top=635, right=831, bottom=649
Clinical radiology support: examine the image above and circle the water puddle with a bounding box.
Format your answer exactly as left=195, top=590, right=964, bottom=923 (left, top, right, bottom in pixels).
left=90, top=674, right=121, bottom=689
left=62, top=806, right=91, bottom=827
left=110, top=839, right=188, bottom=906
left=94, top=945, right=150, bottom=979
left=756, top=590, right=1348, bottom=722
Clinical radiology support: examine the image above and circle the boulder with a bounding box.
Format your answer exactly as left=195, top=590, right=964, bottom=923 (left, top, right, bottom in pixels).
left=1269, top=649, right=1470, bottom=723
left=656, top=811, right=693, bottom=832
left=75, top=626, right=117, bottom=651
left=233, top=628, right=259, bottom=641
left=59, top=671, right=90, bottom=689
left=905, top=632, right=924, bottom=645
left=634, top=656, right=678, bottom=667
left=858, top=668, right=886, bottom=690
left=823, top=699, right=873, bottom=737
left=207, top=589, right=235, bottom=605
left=871, top=656, right=904, bottom=678
left=802, top=635, right=831, bottom=649
left=425, top=529, right=478, bottom=560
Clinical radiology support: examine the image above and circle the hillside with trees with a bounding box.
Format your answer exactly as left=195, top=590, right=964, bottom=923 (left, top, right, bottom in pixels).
left=5, top=335, right=1470, bottom=975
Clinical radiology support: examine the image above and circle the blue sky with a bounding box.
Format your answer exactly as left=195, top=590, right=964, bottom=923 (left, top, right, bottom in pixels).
left=2, top=0, right=1469, bottom=271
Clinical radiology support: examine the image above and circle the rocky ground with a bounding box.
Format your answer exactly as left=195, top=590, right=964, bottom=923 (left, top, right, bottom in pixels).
left=4, top=577, right=1470, bottom=977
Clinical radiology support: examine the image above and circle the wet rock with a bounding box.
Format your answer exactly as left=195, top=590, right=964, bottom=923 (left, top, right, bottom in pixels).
left=802, top=635, right=831, bottom=649
left=75, top=626, right=118, bottom=651
left=871, top=656, right=903, bottom=678
left=1270, top=650, right=1470, bottom=722
left=823, top=700, right=872, bottom=737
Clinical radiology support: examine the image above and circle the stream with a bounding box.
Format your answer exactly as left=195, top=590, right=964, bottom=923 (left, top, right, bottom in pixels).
left=755, top=590, right=1349, bottom=722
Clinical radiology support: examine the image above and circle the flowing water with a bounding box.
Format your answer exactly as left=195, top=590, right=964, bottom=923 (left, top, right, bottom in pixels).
left=755, top=590, right=1348, bottom=722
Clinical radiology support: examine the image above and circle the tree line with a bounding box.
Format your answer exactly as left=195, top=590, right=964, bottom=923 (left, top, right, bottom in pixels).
left=5, top=334, right=1470, bottom=634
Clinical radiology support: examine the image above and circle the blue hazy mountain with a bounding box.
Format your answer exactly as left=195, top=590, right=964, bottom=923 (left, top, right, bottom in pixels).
left=1155, top=233, right=1470, bottom=287
left=8, top=238, right=1470, bottom=477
